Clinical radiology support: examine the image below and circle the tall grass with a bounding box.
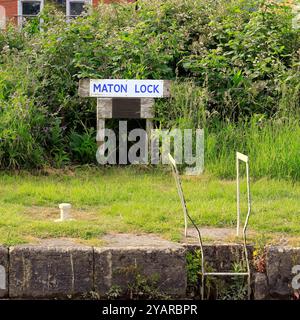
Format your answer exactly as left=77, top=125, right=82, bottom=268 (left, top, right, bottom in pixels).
left=206, top=118, right=300, bottom=180
left=157, top=81, right=300, bottom=180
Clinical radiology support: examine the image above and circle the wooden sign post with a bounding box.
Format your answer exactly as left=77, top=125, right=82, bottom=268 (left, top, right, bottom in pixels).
left=78, top=79, right=171, bottom=158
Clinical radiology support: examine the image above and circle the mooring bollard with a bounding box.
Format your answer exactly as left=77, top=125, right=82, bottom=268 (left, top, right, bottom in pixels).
left=55, top=203, right=72, bottom=222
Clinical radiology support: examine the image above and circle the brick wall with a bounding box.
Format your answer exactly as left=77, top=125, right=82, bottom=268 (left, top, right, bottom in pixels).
left=0, top=1, right=18, bottom=19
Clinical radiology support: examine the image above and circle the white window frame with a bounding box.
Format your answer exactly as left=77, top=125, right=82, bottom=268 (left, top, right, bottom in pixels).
left=66, top=0, right=91, bottom=20
left=18, top=0, right=44, bottom=27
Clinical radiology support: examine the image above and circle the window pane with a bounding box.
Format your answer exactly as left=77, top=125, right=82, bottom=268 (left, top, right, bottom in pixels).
left=22, top=2, right=41, bottom=16
left=70, top=2, right=85, bottom=16
left=48, top=0, right=66, bottom=12
left=53, top=0, right=66, bottom=5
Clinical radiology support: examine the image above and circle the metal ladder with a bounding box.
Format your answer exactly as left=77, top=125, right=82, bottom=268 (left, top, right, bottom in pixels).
left=168, top=152, right=252, bottom=300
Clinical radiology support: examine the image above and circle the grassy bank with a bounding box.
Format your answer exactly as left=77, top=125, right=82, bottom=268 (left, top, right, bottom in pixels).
left=0, top=166, right=299, bottom=246
left=206, top=119, right=300, bottom=180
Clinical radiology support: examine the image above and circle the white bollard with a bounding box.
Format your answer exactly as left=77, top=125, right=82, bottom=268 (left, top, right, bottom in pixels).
left=55, top=203, right=72, bottom=222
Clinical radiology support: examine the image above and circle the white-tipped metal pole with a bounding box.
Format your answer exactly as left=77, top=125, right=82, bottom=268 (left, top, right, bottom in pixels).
left=236, top=152, right=249, bottom=237
left=236, top=153, right=240, bottom=236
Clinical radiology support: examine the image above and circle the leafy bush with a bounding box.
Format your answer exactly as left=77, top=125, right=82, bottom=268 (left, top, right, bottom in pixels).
left=0, top=0, right=299, bottom=177
left=180, top=0, right=300, bottom=119
left=0, top=26, right=26, bottom=60
left=69, top=126, right=97, bottom=164
left=0, top=92, right=47, bottom=168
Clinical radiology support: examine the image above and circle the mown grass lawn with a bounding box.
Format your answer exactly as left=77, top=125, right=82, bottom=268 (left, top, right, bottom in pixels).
left=0, top=166, right=299, bottom=246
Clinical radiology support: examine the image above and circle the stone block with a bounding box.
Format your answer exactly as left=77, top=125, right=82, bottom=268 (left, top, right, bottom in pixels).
left=94, top=247, right=187, bottom=298
left=253, top=272, right=269, bottom=300
left=9, top=245, right=93, bottom=298
left=266, top=246, right=300, bottom=299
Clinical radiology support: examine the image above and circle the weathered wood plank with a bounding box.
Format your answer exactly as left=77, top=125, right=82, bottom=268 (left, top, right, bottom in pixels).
left=163, top=80, right=172, bottom=98
left=141, top=98, right=155, bottom=119
left=112, top=98, right=141, bottom=119
left=78, top=79, right=90, bottom=97
left=96, top=119, right=105, bottom=143
left=97, top=98, right=112, bottom=119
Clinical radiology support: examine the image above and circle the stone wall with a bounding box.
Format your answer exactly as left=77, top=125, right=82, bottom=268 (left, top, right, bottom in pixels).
left=254, top=246, right=300, bottom=300
left=0, top=244, right=298, bottom=299
left=4, top=245, right=187, bottom=299
left=9, top=245, right=94, bottom=299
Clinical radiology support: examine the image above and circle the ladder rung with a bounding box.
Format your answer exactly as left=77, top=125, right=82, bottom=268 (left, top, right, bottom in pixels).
left=204, top=272, right=249, bottom=276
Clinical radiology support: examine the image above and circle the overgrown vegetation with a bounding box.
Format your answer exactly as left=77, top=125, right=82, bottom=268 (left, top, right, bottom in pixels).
left=113, top=264, right=170, bottom=299
left=187, top=249, right=248, bottom=300
left=0, top=0, right=299, bottom=179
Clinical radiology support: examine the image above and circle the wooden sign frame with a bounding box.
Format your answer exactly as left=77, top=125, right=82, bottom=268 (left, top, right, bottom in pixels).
left=78, top=78, right=172, bottom=156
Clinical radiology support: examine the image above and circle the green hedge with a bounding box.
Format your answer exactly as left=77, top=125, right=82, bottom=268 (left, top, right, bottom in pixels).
left=0, top=0, right=299, bottom=176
